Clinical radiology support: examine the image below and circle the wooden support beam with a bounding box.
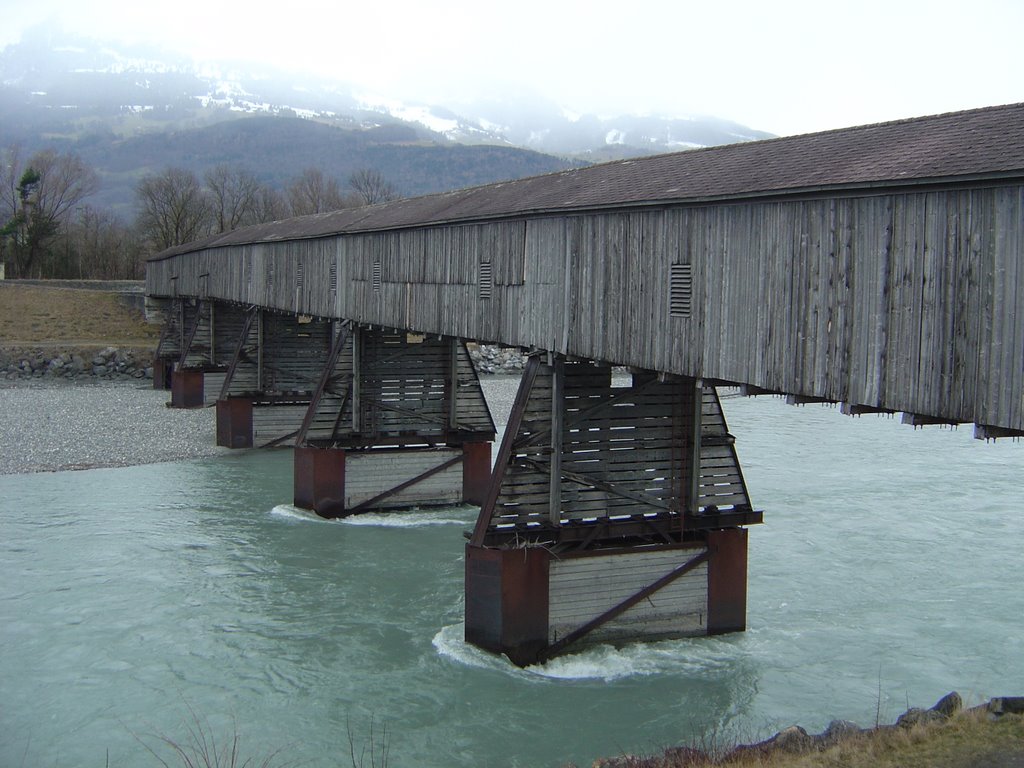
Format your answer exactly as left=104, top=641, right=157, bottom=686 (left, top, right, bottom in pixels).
left=295, top=323, right=351, bottom=446
left=351, top=326, right=361, bottom=433
left=256, top=310, right=264, bottom=392
left=686, top=377, right=702, bottom=517
left=218, top=307, right=258, bottom=401
left=470, top=355, right=541, bottom=546
left=178, top=299, right=203, bottom=369
left=549, top=356, right=564, bottom=525
left=447, top=337, right=459, bottom=431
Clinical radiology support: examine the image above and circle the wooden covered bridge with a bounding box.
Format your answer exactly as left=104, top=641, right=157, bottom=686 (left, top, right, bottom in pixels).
left=146, top=102, right=1024, bottom=665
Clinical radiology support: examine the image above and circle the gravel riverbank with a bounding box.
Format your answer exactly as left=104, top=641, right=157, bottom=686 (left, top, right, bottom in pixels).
left=0, top=376, right=521, bottom=475
left=0, top=381, right=224, bottom=474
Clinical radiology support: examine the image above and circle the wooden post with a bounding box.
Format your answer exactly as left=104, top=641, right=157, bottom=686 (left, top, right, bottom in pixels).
left=688, top=378, right=702, bottom=516
left=448, top=336, right=459, bottom=431
left=351, top=326, right=361, bottom=433
left=549, top=356, right=564, bottom=525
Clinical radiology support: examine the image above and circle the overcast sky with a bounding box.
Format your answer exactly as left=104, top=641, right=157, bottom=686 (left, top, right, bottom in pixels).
left=3, top=0, right=1022, bottom=137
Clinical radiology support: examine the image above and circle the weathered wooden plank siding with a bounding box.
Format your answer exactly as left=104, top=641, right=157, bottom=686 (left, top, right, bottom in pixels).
left=344, top=448, right=464, bottom=508
left=548, top=547, right=709, bottom=644
left=146, top=183, right=1024, bottom=431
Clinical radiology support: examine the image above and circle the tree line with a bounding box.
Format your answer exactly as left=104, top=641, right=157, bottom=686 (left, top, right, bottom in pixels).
left=0, top=144, right=400, bottom=280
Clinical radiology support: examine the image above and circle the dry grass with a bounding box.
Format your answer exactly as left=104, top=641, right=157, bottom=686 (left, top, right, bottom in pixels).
left=595, top=711, right=1024, bottom=768
left=0, top=282, right=159, bottom=348
left=769, top=711, right=1024, bottom=768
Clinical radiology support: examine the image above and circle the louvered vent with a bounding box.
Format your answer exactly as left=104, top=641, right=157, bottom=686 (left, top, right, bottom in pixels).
left=372, top=259, right=382, bottom=291
left=478, top=260, right=493, bottom=300
left=670, top=263, right=693, bottom=318
left=329, top=262, right=338, bottom=292
left=296, top=261, right=304, bottom=289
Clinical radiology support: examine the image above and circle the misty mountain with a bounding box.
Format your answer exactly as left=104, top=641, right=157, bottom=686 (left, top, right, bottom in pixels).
left=0, top=24, right=772, bottom=213
left=75, top=117, right=582, bottom=212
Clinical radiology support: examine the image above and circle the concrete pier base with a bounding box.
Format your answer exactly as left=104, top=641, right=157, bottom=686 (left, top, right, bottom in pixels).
left=170, top=368, right=204, bottom=408
left=152, top=357, right=174, bottom=390
left=465, top=529, right=748, bottom=666
left=216, top=398, right=254, bottom=448
left=293, top=442, right=492, bottom=518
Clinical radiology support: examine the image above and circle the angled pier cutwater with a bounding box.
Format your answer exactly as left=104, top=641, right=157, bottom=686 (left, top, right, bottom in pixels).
left=146, top=103, right=1024, bottom=663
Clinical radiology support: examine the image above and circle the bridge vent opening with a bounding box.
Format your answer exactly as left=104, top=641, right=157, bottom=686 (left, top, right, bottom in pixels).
left=290, top=325, right=495, bottom=517
left=465, top=354, right=762, bottom=666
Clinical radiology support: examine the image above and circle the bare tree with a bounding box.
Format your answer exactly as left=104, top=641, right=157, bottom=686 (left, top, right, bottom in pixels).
left=0, top=144, right=25, bottom=226
left=0, top=147, right=99, bottom=277
left=204, top=163, right=262, bottom=233
left=135, top=167, right=211, bottom=252
left=71, top=206, right=144, bottom=279
left=348, top=168, right=400, bottom=205
left=252, top=185, right=289, bottom=224
left=286, top=168, right=347, bottom=216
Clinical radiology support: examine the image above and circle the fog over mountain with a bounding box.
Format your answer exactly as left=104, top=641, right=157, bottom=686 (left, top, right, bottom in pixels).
left=0, top=23, right=773, bottom=212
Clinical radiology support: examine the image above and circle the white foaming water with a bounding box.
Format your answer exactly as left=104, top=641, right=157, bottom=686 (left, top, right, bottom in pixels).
left=270, top=503, right=334, bottom=523
left=432, top=623, right=737, bottom=682
left=341, top=506, right=476, bottom=528
left=270, top=503, right=475, bottom=527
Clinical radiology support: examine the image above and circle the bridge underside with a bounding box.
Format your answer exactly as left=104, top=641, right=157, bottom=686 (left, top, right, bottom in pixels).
left=151, top=296, right=764, bottom=663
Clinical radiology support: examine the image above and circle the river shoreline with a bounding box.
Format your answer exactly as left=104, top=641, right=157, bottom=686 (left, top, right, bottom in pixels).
left=0, top=380, right=222, bottom=475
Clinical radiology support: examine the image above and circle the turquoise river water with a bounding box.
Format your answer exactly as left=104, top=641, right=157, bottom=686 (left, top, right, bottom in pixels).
left=2, top=389, right=1022, bottom=767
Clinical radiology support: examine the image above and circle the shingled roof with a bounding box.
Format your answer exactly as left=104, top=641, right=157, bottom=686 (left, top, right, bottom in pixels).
left=152, top=102, right=1024, bottom=260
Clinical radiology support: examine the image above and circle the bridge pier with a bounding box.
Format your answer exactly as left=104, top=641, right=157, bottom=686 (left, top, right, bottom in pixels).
left=149, top=297, right=192, bottom=391
left=465, top=355, right=760, bottom=666
left=289, top=326, right=495, bottom=517
left=213, top=309, right=330, bottom=447
left=157, top=299, right=257, bottom=408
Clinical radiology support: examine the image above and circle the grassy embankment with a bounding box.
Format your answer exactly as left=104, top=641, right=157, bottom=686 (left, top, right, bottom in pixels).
left=0, top=281, right=159, bottom=350
left=608, top=707, right=1024, bottom=768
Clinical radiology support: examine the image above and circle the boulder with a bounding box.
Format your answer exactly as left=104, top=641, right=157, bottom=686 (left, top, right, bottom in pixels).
left=819, top=719, right=862, bottom=745
left=931, top=691, right=963, bottom=718
left=896, top=707, right=946, bottom=728
left=771, top=725, right=814, bottom=753
left=988, top=697, right=1024, bottom=717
